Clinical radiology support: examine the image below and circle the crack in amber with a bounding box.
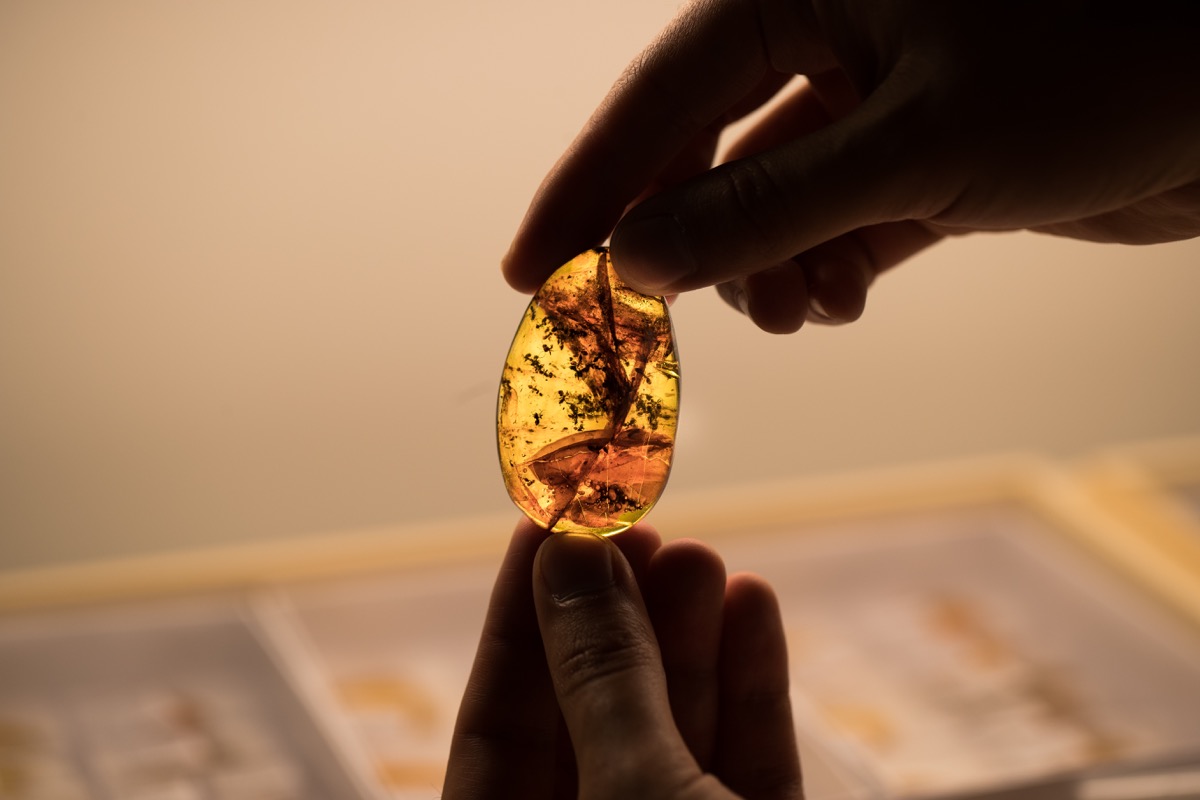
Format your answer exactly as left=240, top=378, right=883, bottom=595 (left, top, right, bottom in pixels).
left=497, top=248, right=679, bottom=535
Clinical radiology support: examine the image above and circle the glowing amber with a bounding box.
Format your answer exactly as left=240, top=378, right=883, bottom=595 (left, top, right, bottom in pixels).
left=498, top=248, right=679, bottom=535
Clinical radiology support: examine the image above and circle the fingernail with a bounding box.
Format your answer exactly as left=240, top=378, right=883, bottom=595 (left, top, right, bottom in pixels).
left=611, top=214, right=696, bottom=294
left=808, top=294, right=839, bottom=323
left=733, top=287, right=750, bottom=316
left=540, top=533, right=615, bottom=601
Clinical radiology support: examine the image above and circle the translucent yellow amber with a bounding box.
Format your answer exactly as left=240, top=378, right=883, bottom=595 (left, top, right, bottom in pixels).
left=497, top=248, right=679, bottom=535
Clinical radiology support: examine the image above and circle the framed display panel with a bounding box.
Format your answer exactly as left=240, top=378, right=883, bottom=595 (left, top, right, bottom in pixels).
left=3, top=454, right=1200, bottom=800
left=705, top=503, right=1200, bottom=799
left=254, top=456, right=1200, bottom=800
left=252, top=567, right=490, bottom=799
left=1075, top=437, right=1200, bottom=599
left=1082, top=437, right=1200, bottom=521
left=0, top=596, right=373, bottom=800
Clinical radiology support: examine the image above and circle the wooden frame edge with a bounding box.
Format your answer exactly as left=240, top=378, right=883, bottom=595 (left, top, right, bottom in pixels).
left=6, top=449, right=1197, bottom=626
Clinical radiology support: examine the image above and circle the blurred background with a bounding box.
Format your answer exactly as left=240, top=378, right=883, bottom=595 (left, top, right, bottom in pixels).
left=3, top=0, right=1199, bottom=571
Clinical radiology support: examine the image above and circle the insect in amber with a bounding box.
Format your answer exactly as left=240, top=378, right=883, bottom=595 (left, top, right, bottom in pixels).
left=497, top=248, right=679, bottom=535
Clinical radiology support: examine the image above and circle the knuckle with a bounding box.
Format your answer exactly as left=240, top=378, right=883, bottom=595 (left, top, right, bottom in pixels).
left=717, top=157, right=790, bottom=246
left=554, top=631, right=657, bottom=699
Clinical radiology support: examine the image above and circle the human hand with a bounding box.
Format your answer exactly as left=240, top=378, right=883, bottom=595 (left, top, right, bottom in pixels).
left=503, top=0, right=1200, bottom=333
left=442, top=519, right=801, bottom=799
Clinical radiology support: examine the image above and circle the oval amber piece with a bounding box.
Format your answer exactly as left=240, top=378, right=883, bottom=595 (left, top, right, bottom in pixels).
left=497, top=248, right=679, bottom=535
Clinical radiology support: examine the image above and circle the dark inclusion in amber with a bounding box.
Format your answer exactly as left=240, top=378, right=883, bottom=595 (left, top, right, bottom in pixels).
left=498, top=248, right=679, bottom=535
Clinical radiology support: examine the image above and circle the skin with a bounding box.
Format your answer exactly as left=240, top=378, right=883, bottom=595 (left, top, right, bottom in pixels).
left=443, top=520, right=801, bottom=799
left=460, top=2, right=1200, bottom=791
left=503, top=0, right=1200, bottom=333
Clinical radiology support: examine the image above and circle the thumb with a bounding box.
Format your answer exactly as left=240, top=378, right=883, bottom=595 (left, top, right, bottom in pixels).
left=609, top=70, right=949, bottom=295
left=533, top=533, right=715, bottom=798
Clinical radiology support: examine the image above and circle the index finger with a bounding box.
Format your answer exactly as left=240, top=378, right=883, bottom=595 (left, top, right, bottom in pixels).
left=501, top=0, right=832, bottom=292
left=443, top=519, right=558, bottom=798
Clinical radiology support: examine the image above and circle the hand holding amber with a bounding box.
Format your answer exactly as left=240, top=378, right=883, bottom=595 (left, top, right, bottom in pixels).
left=504, top=0, right=1200, bottom=334
left=442, top=520, right=801, bottom=799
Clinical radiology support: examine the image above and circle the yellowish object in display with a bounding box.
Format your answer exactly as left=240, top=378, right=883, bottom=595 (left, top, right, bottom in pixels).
left=497, top=248, right=679, bottom=535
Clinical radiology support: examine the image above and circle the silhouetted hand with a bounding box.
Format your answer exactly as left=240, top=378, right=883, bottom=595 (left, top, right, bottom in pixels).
left=443, top=519, right=801, bottom=798
left=504, top=0, right=1200, bottom=333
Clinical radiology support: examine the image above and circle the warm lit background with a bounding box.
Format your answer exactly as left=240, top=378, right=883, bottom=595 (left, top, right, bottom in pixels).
left=3, top=1, right=1198, bottom=571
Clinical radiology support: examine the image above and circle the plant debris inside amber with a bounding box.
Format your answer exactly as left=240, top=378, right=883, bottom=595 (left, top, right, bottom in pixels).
left=497, top=248, right=679, bottom=535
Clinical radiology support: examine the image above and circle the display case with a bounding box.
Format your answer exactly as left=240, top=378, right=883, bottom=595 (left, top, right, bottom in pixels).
left=1075, top=437, right=1200, bottom=613
left=3, top=454, right=1199, bottom=799
left=0, top=597, right=371, bottom=799
left=1078, top=437, right=1200, bottom=530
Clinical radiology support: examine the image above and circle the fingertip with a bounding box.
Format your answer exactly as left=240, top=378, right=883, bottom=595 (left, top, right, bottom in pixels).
left=609, top=523, right=663, bottom=587
left=644, top=540, right=728, bottom=642
left=500, top=247, right=549, bottom=295
left=725, top=571, right=782, bottom=611
left=649, top=538, right=727, bottom=584
left=514, top=515, right=549, bottom=537
left=494, top=517, right=553, bottom=591
left=719, top=278, right=806, bottom=334
left=722, top=572, right=789, bottom=662
left=536, top=533, right=617, bottom=603
left=804, top=253, right=870, bottom=325
left=645, top=539, right=727, bottom=616
left=621, top=520, right=661, bottom=543
left=743, top=263, right=810, bottom=334
left=509, top=516, right=553, bottom=555
left=610, top=213, right=698, bottom=295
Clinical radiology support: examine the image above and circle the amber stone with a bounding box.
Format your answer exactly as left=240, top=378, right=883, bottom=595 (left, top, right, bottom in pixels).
left=497, top=248, right=679, bottom=535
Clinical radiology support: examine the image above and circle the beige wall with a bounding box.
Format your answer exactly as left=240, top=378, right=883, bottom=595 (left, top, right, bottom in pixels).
left=3, top=1, right=1198, bottom=570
